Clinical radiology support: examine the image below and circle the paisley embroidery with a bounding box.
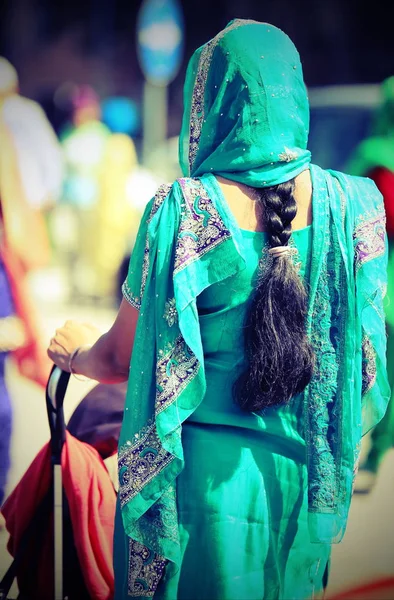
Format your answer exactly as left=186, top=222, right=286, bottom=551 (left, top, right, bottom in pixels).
left=156, top=335, right=199, bottom=415
left=118, top=420, right=174, bottom=507
left=362, top=334, right=377, bottom=395
left=175, top=178, right=231, bottom=273
left=127, top=540, right=167, bottom=598
left=131, top=485, right=179, bottom=549
left=353, top=211, right=386, bottom=272
left=188, top=19, right=259, bottom=171
left=163, top=298, right=178, bottom=327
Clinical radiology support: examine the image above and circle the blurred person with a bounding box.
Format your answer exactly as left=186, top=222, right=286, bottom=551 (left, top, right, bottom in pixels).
left=101, top=96, right=141, bottom=137
left=96, top=132, right=140, bottom=301
left=145, top=135, right=182, bottom=182
left=47, top=21, right=390, bottom=600
left=0, top=57, right=53, bottom=509
left=115, top=165, right=163, bottom=306
left=0, top=58, right=63, bottom=214
left=347, top=76, right=394, bottom=493
left=59, top=85, right=111, bottom=298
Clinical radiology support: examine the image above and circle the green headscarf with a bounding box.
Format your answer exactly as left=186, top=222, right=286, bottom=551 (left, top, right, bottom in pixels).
left=347, top=76, right=394, bottom=175
left=179, top=19, right=311, bottom=186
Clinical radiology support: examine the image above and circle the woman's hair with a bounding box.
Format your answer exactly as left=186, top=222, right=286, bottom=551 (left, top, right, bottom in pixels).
left=234, top=178, right=314, bottom=411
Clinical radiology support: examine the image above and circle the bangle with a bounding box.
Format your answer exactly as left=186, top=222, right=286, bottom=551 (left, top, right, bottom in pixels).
left=69, top=345, right=90, bottom=381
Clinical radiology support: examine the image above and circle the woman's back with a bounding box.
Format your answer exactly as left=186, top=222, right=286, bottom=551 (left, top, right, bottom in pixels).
left=191, top=172, right=313, bottom=438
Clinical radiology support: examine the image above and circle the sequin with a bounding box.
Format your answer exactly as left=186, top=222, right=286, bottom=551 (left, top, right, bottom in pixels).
left=163, top=298, right=178, bottom=327
left=353, top=210, right=386, bottom=272
left=278, top=147, right=299, bottom=162
left=362, top=335, right=377, bottom=395
left=156, top=335, right=199, bottom=414
left=118, top=420, right=174, bottom=507
left=140, top=184, right=172, bottom=306
left=174, top=178, right=231, bottom=273
left=127, top=539, right=167, bottom=598
left=122, top=279, right=140, bottom=310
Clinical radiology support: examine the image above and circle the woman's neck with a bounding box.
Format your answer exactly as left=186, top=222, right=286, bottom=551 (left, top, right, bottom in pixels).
left=215, top=170, right=312, bottom=233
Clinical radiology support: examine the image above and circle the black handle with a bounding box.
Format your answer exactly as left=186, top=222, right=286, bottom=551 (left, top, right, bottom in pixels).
left=45, top=365, right=70, bottom=463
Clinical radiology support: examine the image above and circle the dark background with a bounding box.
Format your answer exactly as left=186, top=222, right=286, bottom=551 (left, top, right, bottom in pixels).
left=0, top=0, right=392, bottom=137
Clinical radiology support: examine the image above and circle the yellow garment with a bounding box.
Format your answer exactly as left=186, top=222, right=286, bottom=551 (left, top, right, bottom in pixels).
left=94, top=133, right=140, bottom=298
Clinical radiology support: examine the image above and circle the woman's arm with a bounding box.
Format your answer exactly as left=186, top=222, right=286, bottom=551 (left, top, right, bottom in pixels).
left=47, top=299, right=139, bottom=383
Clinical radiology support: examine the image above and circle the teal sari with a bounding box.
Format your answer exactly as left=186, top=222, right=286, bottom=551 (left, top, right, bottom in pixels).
left=115, top=20, right=390, bottom=600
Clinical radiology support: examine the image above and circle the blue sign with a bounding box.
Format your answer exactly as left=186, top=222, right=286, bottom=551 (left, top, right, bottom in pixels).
left=137, top=0, right=184, bottom=86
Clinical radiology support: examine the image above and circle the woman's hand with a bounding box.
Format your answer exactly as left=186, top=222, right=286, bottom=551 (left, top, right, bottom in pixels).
left=47, top=320, right=102, bottom=372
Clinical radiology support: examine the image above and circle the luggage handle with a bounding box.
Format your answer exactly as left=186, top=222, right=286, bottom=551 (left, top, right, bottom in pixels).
left=46, top=365, right=70, bottom=411
left=46, top=366, right=70, bottom=463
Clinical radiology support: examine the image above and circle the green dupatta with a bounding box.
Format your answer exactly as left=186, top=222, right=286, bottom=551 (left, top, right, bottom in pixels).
left=117, top=165, right=389, bottom=597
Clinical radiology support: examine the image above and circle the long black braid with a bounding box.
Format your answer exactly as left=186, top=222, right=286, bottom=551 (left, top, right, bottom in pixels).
left=234, top=178, right=315, bottom=411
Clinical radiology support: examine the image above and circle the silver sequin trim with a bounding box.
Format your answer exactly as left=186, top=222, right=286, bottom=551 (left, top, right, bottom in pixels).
left=278, top=147, right=299, bottom=162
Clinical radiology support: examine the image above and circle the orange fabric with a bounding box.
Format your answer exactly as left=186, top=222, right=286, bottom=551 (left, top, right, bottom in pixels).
left=327, top=577, right=394, bottom=600
left=3, top=432, right=116, bottom=600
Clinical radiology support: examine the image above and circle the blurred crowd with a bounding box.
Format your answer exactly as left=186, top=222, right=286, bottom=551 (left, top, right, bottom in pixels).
left=0, top=56, right=180, bottom=310
left=0, top=54, right=180, bottom=514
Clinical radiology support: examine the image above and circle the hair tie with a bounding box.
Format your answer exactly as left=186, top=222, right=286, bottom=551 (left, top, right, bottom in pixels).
left=268, top=246, right=291, bottom=258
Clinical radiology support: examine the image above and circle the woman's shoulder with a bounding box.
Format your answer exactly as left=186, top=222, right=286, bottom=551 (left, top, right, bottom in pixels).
left=327, top=167, right=380, bottom=194
left=148, top=176, right=206, bottom=206
left=325, top=168, right=384, bottom=221
left=144, top=176, right=212, bottom=228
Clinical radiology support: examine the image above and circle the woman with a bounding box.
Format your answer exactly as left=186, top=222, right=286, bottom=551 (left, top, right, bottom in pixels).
left=347, top=76, right=394, bottom=492
left=48, top=21, right=390, bottom=600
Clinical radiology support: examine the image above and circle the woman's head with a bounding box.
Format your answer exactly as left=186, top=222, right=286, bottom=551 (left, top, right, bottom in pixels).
left=179, top=20, right=311, bottom=187
left=0, top=57, right=18, bottom=97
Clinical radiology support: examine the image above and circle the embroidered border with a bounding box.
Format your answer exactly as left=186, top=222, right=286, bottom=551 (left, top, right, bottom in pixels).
left=353, top=212, right=386, bottom=273
left=139, top=184, right=172, bottom=302
left=174, top=178, right=231, bottom=273
left=127, top=540, right=167, bottom=598
left=352, top=442, right=362, bottom=494
left=307, top=251, right=338, bottom=512
left=122, top=279, right=141, bottom=310
left=118, top=421, right=174, bottom=508
left=188, top=19, right=259, bottom=171
left=156, top=335, right=200, bottom=415
left=305, top=178, right=348, bottom=514
left=362, top=334, right=377, bottom=395
left=120, top=184, right=172, bottom=311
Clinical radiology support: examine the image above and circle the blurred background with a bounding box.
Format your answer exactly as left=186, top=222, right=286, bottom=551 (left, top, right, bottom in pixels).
left=0, top=0, right=394, bottom=597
